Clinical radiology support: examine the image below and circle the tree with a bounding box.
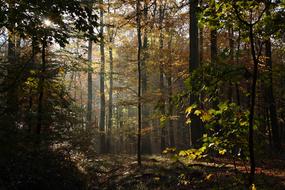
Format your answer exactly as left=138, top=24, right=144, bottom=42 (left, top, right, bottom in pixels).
left=106, top=0, right=115, bottom=153
left=136, top=0, right=143, bottom=166
left=233, top=1, right=267, bottom=186
left=159, top=1, right=166, bottom=152
left=86, top=1, right=95, bottom=128
left=189, top=0, right=203, bottom=146
left=99, top=0, right=106, bottom=153
left=87, top=38, right=93, bottom=127
left=141, top=0, right=152, bottom=155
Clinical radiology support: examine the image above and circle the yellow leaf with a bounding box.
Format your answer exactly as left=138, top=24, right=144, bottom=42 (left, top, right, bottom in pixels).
left=186, top=119, right=191, bottom=125
left=251, top=184, right=256, bottom=190
left=194, top=110, right=202, bottom=116
left=185, top=104, right=197, bottom=116
left=218, top=149, right=226, bottom=155
left=201, top=113, right=212, bottom=122
left=205, top=174, right=213, bottom=181
left=179, top=150, right=187, bottom=157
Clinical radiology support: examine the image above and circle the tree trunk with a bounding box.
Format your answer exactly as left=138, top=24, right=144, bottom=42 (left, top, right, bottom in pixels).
left=99, top=0, right=106, bottom=153
left=228, top=26, right=234, bottom=101
left=235, top=30, right=241, bottom=106
left=189, top=0, right=202, bottom=146
left=136, top=0, right=142, bottom=166
left=87, top=38, right=93, bottom=127
left=158, top=3, right=166, bottom=152
left=248, top=24, right=257, bottom=187
left=106, top=0, right=114, bottom=153
left=107, top=37, right=114, bottom=153
left=167, top=33, right=175, bottom=148
left=141, top=0, right=152, bottom=155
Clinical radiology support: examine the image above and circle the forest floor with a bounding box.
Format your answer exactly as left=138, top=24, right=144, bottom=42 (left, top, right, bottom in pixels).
left=1, top=130, right=284, bottom=190
left=78, top=154, right=285, bottom=190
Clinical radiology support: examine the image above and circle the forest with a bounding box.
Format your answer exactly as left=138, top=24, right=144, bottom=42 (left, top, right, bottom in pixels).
left=0, top=0, right=285, bottom=189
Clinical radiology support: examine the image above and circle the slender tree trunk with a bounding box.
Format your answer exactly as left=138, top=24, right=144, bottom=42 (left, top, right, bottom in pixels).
left=189, top=0, right=199, bottom=64
left=167, top=71, right=174, bottom=147
left=167, top=33, right=175, bottom=147
left=79, top=73, right=84, bottom=128
left=136, top=0, right=142, bottom=166
left=107, top=38, right=114, bottom=153
left=210, top=1, right=220, bottom=111
left=158, top=3, right=166, bottom=152
left=87, top=38, right=93, bottom=127
left=106, top=0, right=114, bottom=154
left=235, top=30, right=241, bottom=106
left=228, top=26, right=234, bottom=101
left=141, top=0, right=152, bottom=154
left=99, top=0, right=106, bottom=153
left=189, top=0, right=202, bottom=146
left=248, top=24, right=257, bottom=187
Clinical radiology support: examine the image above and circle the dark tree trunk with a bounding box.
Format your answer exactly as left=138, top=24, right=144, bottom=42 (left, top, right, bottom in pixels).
left=189, top=0, right=202, bottom=146
left=248, top=24, right=257, bottom=187
left=87, top=39, right=93, bottom=127
left=106, top=0, right=114, bottom=153
left=228, top=26, right=234, bottom=101
left=167, top=33, right=175, bottom=148
left=141, top=0, right=152, bottom=155
left=235, top=30, right=241, bottom=106
left=136, top=0, right=142, bottom=166
left=159, top=3, right=166, bottom=152
left=99, top=0, right=106, bottom=153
